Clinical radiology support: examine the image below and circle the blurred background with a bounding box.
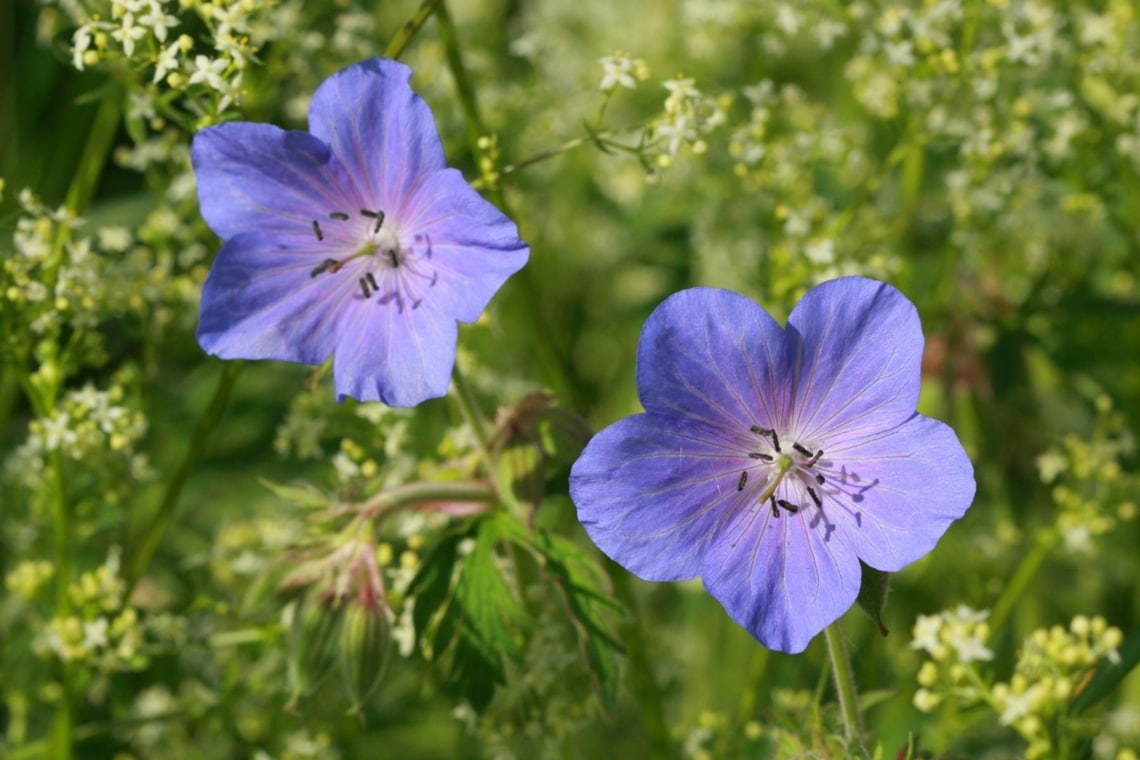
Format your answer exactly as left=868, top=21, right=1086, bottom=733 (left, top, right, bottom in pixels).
left=2, top=0, right=1139, bottom=757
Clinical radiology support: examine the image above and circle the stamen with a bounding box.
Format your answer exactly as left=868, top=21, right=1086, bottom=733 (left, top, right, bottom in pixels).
left=776, top=499, right=800, bottom=514
left=329, top=212, right=349, bottom=221
left=360, top=209, right=379, bottom=218
left=749, top=425, right=781, bottom=452
left=748, top=452, right=774, bottom=462
left=815, top=473, right=825, bottom=485
left=359, top=277, right=371, bottom=298
left=312, top=220, right=323, bottom=241
left=372, top=210, right=385, bottom=234
left=769, top=496, right=779, bottom=518
left=806, top=450, right=823, bottom=467
left=737, top=471, right=748, bottom=492
left=365, top=272, right=378, bottom=291
left=807, top=486, right=822, bottom=508
left=792, top=442, right=813, bottom=458
left=388, top=250, right=399, bottom=268
left=310, top=258, right=338, bottom=278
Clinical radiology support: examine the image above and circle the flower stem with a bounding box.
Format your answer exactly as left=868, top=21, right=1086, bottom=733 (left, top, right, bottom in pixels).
left=989, top=530, right=1055, bottom=632
left=384, top=0, right=440, bottom=60
left=435, top=0, right=485, bottom=150
left=823, top=621, right=866, bottom=752
left=125, top=361, right=242, bottom=591
left=448, top=363, right=521, bottom=512
left=65, top=86, right=123, bottom=215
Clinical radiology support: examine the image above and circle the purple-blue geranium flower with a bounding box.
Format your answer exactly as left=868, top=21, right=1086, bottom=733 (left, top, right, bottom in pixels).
left=569, top=277, right=975, bottom=653
left=191, top=58, right=528, bottom=406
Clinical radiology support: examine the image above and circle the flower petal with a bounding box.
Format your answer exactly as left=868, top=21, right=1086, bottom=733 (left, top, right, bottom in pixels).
left=813, top=413, right=975, bottom=572
left=197, top=232, right=350, bottom=364
left=785, top=277, right=923, bottom=441
left=570, top=413, right=746, bottom=582
left=307, top=58, right=446, bottom=212
left=636, top=288, right=795, bottom=435
left=191, top=123, right=360, bottom=240
left=401, top=168, right=529, bottom=322
left=700, top=497, right=861, bottom=653
left=332, top=298, right=458, bottom=406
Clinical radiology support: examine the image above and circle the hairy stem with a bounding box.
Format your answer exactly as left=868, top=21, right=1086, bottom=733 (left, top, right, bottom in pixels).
left=823, top=621, right=866, bottom=753
left=354, top=479, right=496, bottom=521
left=125, top=361, right=242, bottom=591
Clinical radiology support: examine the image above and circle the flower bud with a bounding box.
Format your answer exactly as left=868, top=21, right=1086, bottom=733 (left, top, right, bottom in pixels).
left=534, top=405, right=592, bottom=471
left=286, top=593, right=343, bottom=706
left=338, top=599, right=391, bottom=711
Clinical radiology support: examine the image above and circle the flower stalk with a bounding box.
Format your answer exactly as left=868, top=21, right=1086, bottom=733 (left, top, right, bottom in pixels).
left=125, top=360, right=242, bottom=591
left=823, top=621, right=865, bottom=753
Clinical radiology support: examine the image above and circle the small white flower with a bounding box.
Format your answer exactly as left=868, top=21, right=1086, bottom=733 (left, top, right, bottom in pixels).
left=139, top=0, right=179, bottom=43
left=911, top=614, right=944, bottom=654
left=948, top=631, right=994, bottom=663
left=152, top=43, right=182, bottom=84
left=111, top=14, right=148, bottom=58
left=599, top=54, right=637, bottom=92
left=945, top=605, right=990, bottom=624
left=187, top=55, right=228, bottom=92
left=72, top=23, right=94, bottom=70
left=83, top=618, right=110, bottom=650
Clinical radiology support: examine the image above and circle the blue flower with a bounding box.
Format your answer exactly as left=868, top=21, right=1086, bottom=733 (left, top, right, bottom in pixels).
left=191, top=58, right=528, bottom=406
left=569, top=278, right=975, bottom=653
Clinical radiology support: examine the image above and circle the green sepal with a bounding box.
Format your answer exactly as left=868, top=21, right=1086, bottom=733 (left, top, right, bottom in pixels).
left=855, top=561, right=890, bottom=637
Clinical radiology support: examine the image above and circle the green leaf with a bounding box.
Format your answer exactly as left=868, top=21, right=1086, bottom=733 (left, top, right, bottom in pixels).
left=406, top=530, right=463, bottom=645
left=855, top=562, right=890, bottom=637
left=1072, top=624, right=1140, bottom=714
left=428, top=515, right=532, bottom=709
left=525, top=527, right=627, bottom=711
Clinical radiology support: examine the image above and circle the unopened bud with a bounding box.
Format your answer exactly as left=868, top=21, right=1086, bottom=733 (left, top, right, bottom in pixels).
left=535, top=405, right=592, bottom=470
left=338, top=600, right=391, bottom=711
left=286, top=593, right=343, bottom=706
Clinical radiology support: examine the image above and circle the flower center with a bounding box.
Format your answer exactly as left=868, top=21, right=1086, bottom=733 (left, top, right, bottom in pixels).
left=735, top=425, right=828, bottom=518
left=307, top=208, right=439, bottom=313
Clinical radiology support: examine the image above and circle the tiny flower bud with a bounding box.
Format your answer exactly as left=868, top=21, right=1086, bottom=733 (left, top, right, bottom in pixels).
left=917, top=661, right=939, bottom=687
left=913, top=688, right=940, bottom=712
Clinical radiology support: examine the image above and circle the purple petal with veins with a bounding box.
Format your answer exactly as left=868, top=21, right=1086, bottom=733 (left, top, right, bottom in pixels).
left=191, top=58, right=528, bottom=406
left=569, top=278, right=976, bottom=653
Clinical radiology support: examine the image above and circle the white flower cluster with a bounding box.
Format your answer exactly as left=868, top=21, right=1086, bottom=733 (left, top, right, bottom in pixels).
left=913, top=607, right=1124, bottom=760
left=7, top=381, right=149, bottom=493
left=648, top=75, right=727, bottom=168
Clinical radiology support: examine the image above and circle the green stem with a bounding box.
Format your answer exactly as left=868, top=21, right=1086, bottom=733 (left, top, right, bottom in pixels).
left=435, top=0, right=485, bottom=150
left=383, top=0, right=441, bottom=60
left=125, top=361, right=242, bottom=591
left=609, top=566, right=679, bottom=759
left=989, top=530, right=1055, bottom=632
left=823, top=621, right=865, bottom=753
left=448, top=364, right=522, bottom=513
left=65, top=88, right=122, bottom=215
